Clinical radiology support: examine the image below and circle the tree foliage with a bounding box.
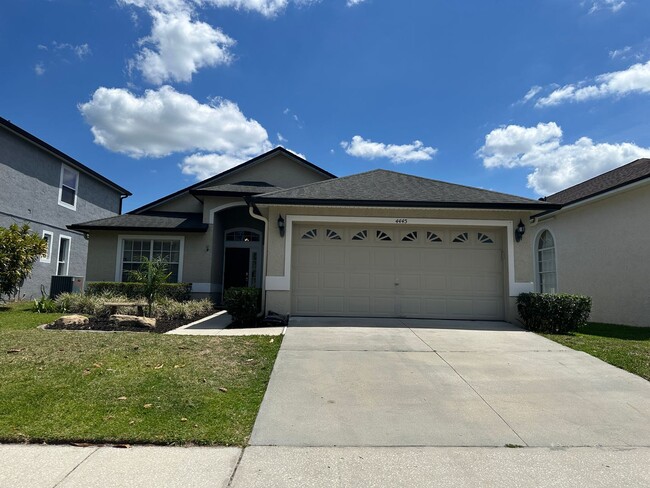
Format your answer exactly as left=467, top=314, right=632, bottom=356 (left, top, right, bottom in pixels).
left=127, top=256, right=172, bottom=316
left=0, top=224, right=48, bottom=300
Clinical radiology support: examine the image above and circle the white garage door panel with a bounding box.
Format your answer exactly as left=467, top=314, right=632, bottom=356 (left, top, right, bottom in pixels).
left=291, top=225, right=505, bottom=320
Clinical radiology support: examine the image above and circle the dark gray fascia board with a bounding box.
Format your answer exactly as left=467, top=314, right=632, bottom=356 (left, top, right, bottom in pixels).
left=251, top=197, right=562, bottom=211
left=68, top=224, right=208, bottom=233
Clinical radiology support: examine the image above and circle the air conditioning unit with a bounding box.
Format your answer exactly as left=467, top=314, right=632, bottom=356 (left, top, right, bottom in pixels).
left=50, top=276, right=84, bottom=299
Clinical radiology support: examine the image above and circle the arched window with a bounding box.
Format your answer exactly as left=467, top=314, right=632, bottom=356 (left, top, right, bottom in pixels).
left=537, top=230, right=557, bottom=293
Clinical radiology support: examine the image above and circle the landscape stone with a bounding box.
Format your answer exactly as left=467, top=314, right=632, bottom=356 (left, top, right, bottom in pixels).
left=109, top=314, right=156, bottom=329
left=53, top=315, right=89, bottom=327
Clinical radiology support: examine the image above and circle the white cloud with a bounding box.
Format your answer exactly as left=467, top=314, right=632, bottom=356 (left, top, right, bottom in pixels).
left=119, top=0, right=316, bottom=18
left=34, top=63, right=45, bottom=76
left=478, top=122, right=650, bottom=195
left=536, top=60, right=650, bottom=107
left=78, top=85, right=271, bottom=161
left=517, top=85, right=542, bottom=105
left=132, top=9, right=235, bottom=84
left=53, top=42, right=91, bottom=59
left=277, top=132, right=287, bottom=143
left=341, top=135, right=437, bottom=163
left=609, top=46, right=631, bottom=59
left=585, top=0, right=626, bottom=14
left=346, top=0, right=367, bottom=6
left=181, top=152, right=246, bottom=179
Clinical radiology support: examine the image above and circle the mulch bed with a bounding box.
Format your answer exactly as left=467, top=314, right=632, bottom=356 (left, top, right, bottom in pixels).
left=45, top=315, right=213, bottom=334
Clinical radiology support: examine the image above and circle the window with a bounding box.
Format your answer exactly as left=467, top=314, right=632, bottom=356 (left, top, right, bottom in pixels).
left=426, top=231, right=442, bottom=243
left=351, top=230, right=367, bottom=241
left=453, top=232, right=469, bottom=243
left=326, top=229, right=342, bottom=240
left=121, top=239, right=181, bottom=282
left=40, top=231, right=53, bottom=263
left=301, top=229, right=318, bottom=240
left=376, top=230, right=392, bottom=241
left=537, top=230, right=557, bottom=293
left=58, top=165, right=79, bottom=210
left=478, top=232, right=494, bottom=244
left=56, top=236, right=71, bottom=275
left=401, top=231, right=418, bottom=242
left=226, top=230, right=260, bottom=242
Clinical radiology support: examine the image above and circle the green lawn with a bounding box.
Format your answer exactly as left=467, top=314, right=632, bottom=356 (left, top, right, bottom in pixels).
left=541, top=322, right=650, bottom=381
left=0, top=302, right=281, bottom=446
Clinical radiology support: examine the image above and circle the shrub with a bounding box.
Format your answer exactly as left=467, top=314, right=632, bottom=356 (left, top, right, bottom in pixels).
left=517, top=293, right=592, bottom=334
left=86, top=282, right=192, bottom=301
left=56, top=292, right=214, bottom=322
left=32, top=295, right=59, bottom=313
left=223, top=287, right=261, bottom=326
left=0, top=224, right=48, bottom=301
left=154, top=297, right=214, bottom=321
left=56, top=292, right=131, bottom=318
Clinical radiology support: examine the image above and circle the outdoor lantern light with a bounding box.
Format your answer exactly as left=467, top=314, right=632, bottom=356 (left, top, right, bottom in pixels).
left=277, top=214, right=286, bottom=237
left=515, top=219, right=526, bottom=242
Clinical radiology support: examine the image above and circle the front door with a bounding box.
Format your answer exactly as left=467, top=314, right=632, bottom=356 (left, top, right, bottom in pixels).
left=223, top=247, right=251, bottom=290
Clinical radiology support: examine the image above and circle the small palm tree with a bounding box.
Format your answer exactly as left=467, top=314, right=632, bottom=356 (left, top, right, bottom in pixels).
left=128, top=256, right=172, bottom=316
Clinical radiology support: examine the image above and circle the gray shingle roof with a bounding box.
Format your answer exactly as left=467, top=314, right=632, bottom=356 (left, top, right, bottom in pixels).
left=253, top=169, right=558, bottom=209
left=68, top=212, right=207, bottom=232
left=545, top=158, right=650, bottom=205
left=192, top=181, right=282, bottom=196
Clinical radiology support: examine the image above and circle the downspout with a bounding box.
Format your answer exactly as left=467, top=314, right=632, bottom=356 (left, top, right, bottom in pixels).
left=247, top=199, right=269, bottom=316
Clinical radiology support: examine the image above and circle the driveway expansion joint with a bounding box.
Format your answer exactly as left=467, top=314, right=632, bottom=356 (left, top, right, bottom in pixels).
left=434, top=351, right=530, bottom=447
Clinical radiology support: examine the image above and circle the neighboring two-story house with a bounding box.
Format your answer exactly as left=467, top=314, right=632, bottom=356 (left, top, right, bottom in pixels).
left=0, top=116, right=130, bottom=299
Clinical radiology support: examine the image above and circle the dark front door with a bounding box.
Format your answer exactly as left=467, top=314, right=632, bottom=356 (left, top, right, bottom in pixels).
left=224, top=247, right=250, bottom=289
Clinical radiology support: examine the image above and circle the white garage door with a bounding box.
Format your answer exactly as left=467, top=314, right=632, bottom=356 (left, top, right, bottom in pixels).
left=291, top=224, right=505, bottom=320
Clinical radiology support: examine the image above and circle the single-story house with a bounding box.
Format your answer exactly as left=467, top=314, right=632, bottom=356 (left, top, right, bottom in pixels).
left=70, top=148, right=649, bottom=326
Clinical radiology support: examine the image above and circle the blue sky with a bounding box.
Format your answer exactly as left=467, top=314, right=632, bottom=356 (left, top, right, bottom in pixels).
left=2, top=0, right=650, bottom=211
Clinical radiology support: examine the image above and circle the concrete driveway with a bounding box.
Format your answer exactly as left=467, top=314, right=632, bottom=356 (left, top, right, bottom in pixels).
left=250, top=317, right=650, bottom=448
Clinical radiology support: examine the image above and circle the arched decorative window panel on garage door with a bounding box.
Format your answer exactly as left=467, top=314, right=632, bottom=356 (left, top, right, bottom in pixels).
left=537, top=230, right=557, bottom=293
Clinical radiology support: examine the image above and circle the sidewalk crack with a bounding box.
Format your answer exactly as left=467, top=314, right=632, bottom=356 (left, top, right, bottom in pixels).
left=52, top=446, right=99, bottom=488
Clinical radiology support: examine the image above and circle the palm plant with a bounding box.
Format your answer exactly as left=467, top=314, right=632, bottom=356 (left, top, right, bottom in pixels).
left=128, top=256, right=172, bottom=316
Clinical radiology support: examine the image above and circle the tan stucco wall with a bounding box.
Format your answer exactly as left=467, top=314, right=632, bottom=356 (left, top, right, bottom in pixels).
left=217, top=154, right=330, bottom=188
left=153, top=193, right=203, bottom=213
left=86, top=231, right=118, bottom=282
left=258, top=205, right=538, bottom=323
left=86, top=228, right=213, bottom=285
left=537, top=184, right=650, bottom=327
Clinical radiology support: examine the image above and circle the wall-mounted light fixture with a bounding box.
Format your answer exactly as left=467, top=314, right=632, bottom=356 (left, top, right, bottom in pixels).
left=277, top=214, right=286, bottom=237
left=515, top=219, right=526, bottom=242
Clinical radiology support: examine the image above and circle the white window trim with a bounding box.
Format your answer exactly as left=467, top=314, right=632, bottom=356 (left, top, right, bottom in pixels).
left=265, top=215, right=533, bottom=297
left=57, top=235, right=72, bottom=276
left=534, top=228, right=558, bottom=293
left=40, top=230, right=54, bottom=263
left=115, top=235, right=185, bottom=282
left=58, top=164, right=79, bottom=211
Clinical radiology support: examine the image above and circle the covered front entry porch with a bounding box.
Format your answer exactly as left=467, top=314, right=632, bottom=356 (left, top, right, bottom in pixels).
left=210, top=203, right=265, bottom=303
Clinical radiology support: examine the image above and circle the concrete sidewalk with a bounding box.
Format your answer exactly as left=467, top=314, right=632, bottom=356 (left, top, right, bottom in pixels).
left=0, top=444, right=241, bottom=488
left=2, top=444, right=649, bottom=487
left=166, top=311, right=284, bottom=336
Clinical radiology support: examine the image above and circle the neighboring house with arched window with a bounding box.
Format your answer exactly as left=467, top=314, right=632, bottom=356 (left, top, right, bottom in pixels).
left=531, top=158, right=650, bottom=327
left=70, top=149, right=649, bottom=327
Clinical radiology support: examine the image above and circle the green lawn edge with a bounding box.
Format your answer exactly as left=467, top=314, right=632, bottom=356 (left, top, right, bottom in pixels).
left=0, top=303, right=281, bottom=446
left=541, top=322, right=650, bottom=381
